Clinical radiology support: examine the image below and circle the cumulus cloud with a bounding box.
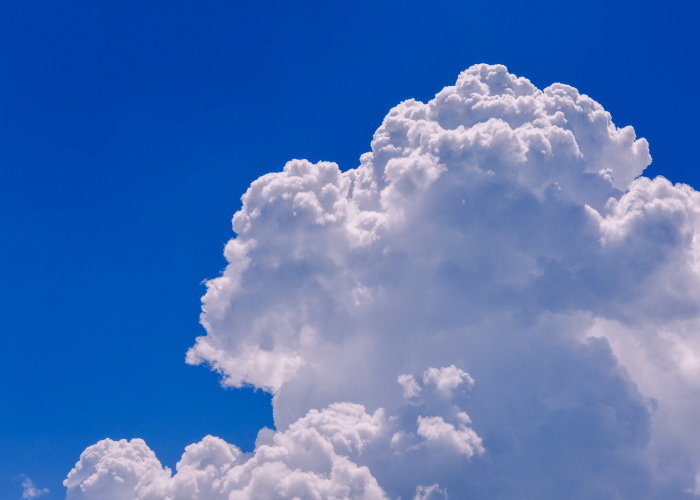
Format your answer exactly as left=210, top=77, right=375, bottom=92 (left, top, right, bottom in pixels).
left=422, top=365, right=474, bottom=398
left=21, top=476, right=48, bottom=499
left=398, top=374, right=421, bottom=398
left=65, top=404, right=388, bottom=500
left=416, top=416, right=484, bottom=457
left=67, top=64, right=700, bottom=498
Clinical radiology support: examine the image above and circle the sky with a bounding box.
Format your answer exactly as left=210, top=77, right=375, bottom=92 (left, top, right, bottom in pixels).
left=1, top=0, right=700, bottom=499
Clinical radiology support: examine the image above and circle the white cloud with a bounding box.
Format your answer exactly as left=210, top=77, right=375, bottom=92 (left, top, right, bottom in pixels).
left=21, top=477, right=48, bottom=499
left=416, top=415, right=484, bottom=457
left=68, top=64, right=700, bottom=498
left=398, top=374, right=421, bottom=398
left=413, top=483, right=448, bottom=500
left=422, top=365, right=474, bottom=398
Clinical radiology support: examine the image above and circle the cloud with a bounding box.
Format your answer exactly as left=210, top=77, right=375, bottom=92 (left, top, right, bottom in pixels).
left=398, top=374, right=421, bottom=398
left=20, top=476, right=48, bottom=499
left=422, top=365, right=474, bottom=398
left=416, top=415, right=484, bottom=457
left=413, top=483, right=447, bottom=500
left=65, top=403, right=389, bottom=500
left=67, top=64, right=700, bottom=498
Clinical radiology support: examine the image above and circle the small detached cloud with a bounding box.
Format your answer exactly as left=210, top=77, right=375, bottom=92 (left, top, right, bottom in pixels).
left=416, top=415, right=484, bottom=457
left=414, top=483, right=448, bottom=500
left=67, top=64, right=700, bottom=499
left=422, top=365, right=474, bottom=398
left=398, top=374, right=421, bottom=398
left=21, top=476, right=48, bottom=499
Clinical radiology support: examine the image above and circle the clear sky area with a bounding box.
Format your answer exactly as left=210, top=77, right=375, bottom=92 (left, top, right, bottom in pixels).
left=1, top=1, right=700, bottom=499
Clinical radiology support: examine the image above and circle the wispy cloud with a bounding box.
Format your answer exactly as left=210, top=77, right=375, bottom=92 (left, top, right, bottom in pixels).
left=21, top=476, right=48, bottom=499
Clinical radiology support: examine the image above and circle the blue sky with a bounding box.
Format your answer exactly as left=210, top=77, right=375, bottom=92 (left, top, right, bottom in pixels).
left=2, top=0, right=700, bottom=498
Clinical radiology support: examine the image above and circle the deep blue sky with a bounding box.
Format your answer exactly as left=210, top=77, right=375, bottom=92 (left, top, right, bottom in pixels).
left=1, top=0, right=698, bottom=498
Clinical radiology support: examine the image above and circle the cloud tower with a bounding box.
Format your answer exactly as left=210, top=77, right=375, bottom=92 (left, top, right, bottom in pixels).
left=66, top=64, right=700, bottom=499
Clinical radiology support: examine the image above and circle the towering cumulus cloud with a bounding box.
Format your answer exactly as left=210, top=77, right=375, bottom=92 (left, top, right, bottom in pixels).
left=66, top=65, right=700, bottom=499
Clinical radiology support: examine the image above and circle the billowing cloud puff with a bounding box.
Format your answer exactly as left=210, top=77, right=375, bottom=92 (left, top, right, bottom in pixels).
left=67, top=64, right=700, bottom=499
left=65, top=404, right=389, bottom=500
